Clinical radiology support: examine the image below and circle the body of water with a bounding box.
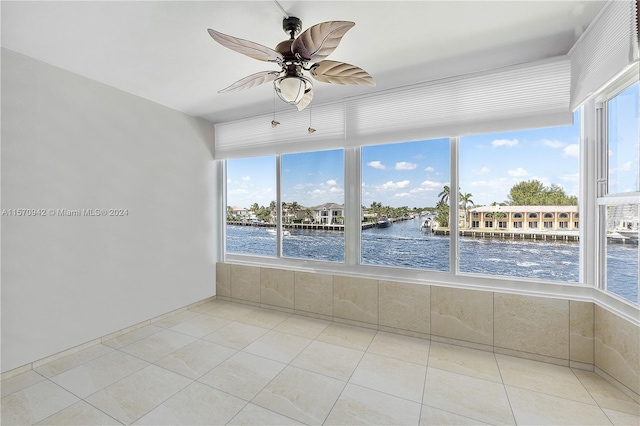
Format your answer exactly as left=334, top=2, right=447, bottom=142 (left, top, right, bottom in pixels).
left=227, top=218, right=638, bottom=303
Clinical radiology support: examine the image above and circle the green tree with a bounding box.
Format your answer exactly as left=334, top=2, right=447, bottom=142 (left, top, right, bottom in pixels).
left=507, top=179, right=577, bottom=206
left=438, top=185, right=451, bottom=204
left=459, top=192, right=474, bottom=228
left=435, top=200, right=449, bottom=228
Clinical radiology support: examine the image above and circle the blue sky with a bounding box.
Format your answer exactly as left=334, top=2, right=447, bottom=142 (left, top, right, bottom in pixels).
left=227, top=87, right=638, bottom=209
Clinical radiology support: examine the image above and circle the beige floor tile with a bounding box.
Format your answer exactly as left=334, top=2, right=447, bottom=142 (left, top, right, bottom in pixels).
left=496, top=354, right=597, bottom=405
left=1, top=380, right=79, bottom=426
left=420, top=405, right=489, bottom=425
left=1, top=370, right=46, bottom=398
left=291, top=340, right=364, bottom=381
left=49, top=350, right=148, bottom=398
left=119, top=329, right=196, bottom=363
left=573, top=369, right=640, bottom=415
left=350, top=352, right=426, bottom=403
left=316, top=322, right=377, bottom=351
left=85, top=364, right=192, bottom=425
left=35, top=400, right=120, bottom=425
left=133, top=381, right=246, bottom=425
left=253, top=366, right=345, bottom=425
left=427, top=342, right=502, bottom=383
left=199, top=351, right=286, bottom=401
left=203, top=301, right=257, bottom=320
left=423, top=368, right=515, bottom=425
left=155, top=340, right=237, bottom=379
left=34, top=345, right=114, bottom=379
left=236, top=308, right=291, bottom=329
left=603, top=408, right=640, bottom=426
left=228, top=403, right=304, bottom=425
left=243, top=330, right=311, bottom=364
left=168, top=313, right=230, bottom=338
left=325, top=383, right=422, bottom=425
left=203, top=321, right=269, bottom=349
left=187, top=299, right=227, bottom=314
left=103, top=325, right=162, bottom=349
left=367, top=331, right=430, bottom=364
left=152, top=310, right=198, bottom=329
left=273, top=315, right=331, bottom=339
left=507, top=385, right=613, bottom=425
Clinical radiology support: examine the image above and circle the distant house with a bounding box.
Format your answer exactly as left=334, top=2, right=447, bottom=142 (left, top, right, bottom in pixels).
left=467, top=206, right=579, bottom=231
left=229, top=206, right=249, bottom=217
left=309, top=203, right=344, bottom=224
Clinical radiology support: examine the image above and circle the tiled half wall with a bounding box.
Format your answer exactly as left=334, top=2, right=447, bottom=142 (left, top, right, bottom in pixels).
left=217, top=262, right=640, bottom=403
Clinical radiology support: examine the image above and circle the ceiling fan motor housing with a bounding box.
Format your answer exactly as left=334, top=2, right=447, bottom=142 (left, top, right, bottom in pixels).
left=282, top=16, right=302, bottom=38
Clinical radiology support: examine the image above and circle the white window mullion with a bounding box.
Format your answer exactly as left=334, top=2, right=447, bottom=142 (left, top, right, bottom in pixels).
left=344, top=147, right=361, bottom=266
left=450, top=137, right=460, bottom=275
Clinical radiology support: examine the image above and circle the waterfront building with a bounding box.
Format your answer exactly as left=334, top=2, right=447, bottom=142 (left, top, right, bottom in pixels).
left=308, top=202, right=344, bottom=225
left=2, top=2, right=638, bottom=425
left=467, top=205, right=579, bottom=232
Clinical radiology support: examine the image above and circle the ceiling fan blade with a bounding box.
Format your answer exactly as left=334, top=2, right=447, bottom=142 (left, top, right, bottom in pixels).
left=291, top=21, right=355, bottom=62
left=208, top=29, right=283, bottom=63
left=310, top=60, right=376, bottom=86
left=219, top=71, right=281, bottom=93
left=296, top=87, right=314, bottom=111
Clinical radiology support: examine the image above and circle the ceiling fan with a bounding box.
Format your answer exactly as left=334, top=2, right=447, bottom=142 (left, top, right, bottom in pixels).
left=208, top=16, right=375, bottom=111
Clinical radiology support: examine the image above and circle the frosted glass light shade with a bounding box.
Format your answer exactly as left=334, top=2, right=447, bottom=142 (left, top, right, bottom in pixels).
left=274, top=76, right=311, bottom=105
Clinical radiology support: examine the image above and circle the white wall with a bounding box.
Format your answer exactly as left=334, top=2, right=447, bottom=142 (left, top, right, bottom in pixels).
left=1, top=49, right=216, bottom=372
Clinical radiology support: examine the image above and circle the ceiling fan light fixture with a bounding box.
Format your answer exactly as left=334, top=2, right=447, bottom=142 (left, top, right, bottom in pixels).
left=274, top=75, right=312, bottom=105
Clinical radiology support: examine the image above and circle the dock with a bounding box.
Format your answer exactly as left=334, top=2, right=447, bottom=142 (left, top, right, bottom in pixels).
left=433, top=229, right=580, bottom=242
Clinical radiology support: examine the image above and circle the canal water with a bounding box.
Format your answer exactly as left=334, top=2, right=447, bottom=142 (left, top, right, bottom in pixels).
left=226, top=218, right=638, bottom=303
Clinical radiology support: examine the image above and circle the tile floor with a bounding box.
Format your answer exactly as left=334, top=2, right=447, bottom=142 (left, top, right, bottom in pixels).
left=2, top=299, right=639, bottom=425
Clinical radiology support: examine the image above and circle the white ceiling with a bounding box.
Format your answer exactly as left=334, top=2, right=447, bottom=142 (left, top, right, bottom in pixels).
left=1, top=1, right=606, bottom=124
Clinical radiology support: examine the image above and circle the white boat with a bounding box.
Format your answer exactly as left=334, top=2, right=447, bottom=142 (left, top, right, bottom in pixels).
left=266, top=228, right=291, bottom=237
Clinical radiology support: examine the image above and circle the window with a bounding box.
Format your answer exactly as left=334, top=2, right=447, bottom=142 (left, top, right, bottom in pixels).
left=471, top=221, right=480, bottom=228
left=598, top=82, right=639, bottom=304
left=361, top=139, right=450, bottom=271
left=498, top=221, right=508, bottom=229
left=544, top=213, right=553, bottom=219
left=485, top=221, right=494, bottom=228
left=459, top=117, right=580, bottom=282
left=281, top=149, right=345, bottom=262
left=226, top=156, right=277, bottom=257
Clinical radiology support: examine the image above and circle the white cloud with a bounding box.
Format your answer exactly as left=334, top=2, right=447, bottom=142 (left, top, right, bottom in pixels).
left=562, top=173, right=579, bottom=183
left=228, top=189, right=249, bottom=195
left=473, top=166, right=490, bottom=175
left=367, top=161, right=386, bottom=170
left=541, top=139, right=564, bottom=148
left=394, top=193, right=412, bottom=198
left=293, top=184, right=305, bottom=190
left=615, top=161, right=633, bottom=172
left=563, top=144, right=579, bottom=157
left=329, top=187, right=343, bottom=194
left=327, top=179, right=337, bottom=185
left=420, top=180, right=443, bottom=189
left=242, top=176, right=251, bottom=181
left=395, top=161, right=417, bottom=170
left=424, top=166, right=435, bottom=172
left=492, top=138, right=518, bottom=148
left=381, top=180, right=410, bottom=190
left=508, top=167, right=529, bottom=177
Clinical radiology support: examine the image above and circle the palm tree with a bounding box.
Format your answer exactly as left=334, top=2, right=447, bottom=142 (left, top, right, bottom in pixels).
left=303, top=208, right=314, bottom=223
left=438, top=185, right=451, bottom=204
left=289, top=201, right=300, bottom=222
left=459, top=192, right=474, bottom=228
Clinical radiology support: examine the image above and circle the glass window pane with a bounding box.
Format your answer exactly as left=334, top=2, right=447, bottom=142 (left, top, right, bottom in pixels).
left=226, top=156, right=277, bottom=256
left=281, top=149, right=344, bottom=262
left=361, top=139, right=450, bottom=271
left=605, top=204, right=639, bottom=304
left=459, top=116, right=580, bottom=282
left=607, top=82, right=639, bottom=194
